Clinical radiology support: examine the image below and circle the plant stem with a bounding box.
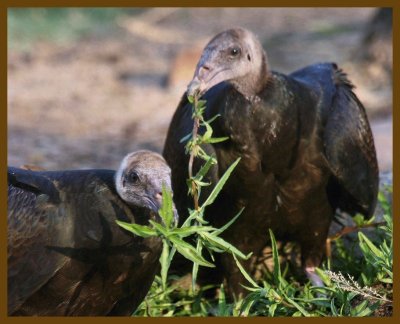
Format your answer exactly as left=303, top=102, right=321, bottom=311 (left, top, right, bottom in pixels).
left=188, top=95, right=200, bottom=211
left=328, top=221, right=386, bottom=241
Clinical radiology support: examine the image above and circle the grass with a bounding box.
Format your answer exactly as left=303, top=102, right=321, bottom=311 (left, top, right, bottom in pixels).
left=8, top=8, right=144, bottom=51
left=131, top=189, right=392, bottom=317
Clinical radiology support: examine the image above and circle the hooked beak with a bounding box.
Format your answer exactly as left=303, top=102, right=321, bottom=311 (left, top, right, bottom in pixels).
left=188, top=57, right=226, bottom=95
left=187, top=65, right=210, bottom=97
left=187, top=63, right=234, bottom=98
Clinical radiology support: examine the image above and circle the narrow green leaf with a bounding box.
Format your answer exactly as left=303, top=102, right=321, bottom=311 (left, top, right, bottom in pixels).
left=195, top=156, right=215, bottom=179
left=194, top=214, right=209, bottom=225
left=179, top=132, right=193, bottom=144
left=360, top=273, right=369, bottom=286
left=357, top=306, right=376, bottom=317
left=232, top=253, right=258, bottom=288
left=213, top=208, right=244, bottom=236
left=202, top=157, right=241, bottom=208
left=197, top=146, right=212, bottom=161
left=352, top=214, right=365, bottom=227
left=149, top=220, right=169, bottom=237
left=269, top=229, right=282, bottom=285
left=192, top=239, right=202, bottom=291
left=159, top=184, right=174, bottom=228
left=202, top=121, right=213, bottom=141
left=358, top=232, right=384, bottom=258
left=181, top=209, right=202, bottom=227
left=378, top=192, right=390, bottom=214
left=217, top=284, right=229, bottom=316
left=195, top=106, right=206, bottom=118
left=169, top=235, right=215, bottom=267
left=239, top=296, right=256, bottom=316
left=197, top=99, right=207, bottom=107
left=116, top=220, right=157, bottom=238
left=268, top=303, right=277, bottom=317
left=175, top=244, right=214, bottom=268
left=282, top=292, right=310, bottom=316
left=205, top=114, right=221, bottom=124
left=240, top=285, right=260, bottom=293
left=352, top=299, right=369, bottom=316
left=268, top=288, right=283, bottom=301
left=200, top=232, right=250, bottom=260
left=316, top=268, right=331, bottom=286
left=330, top=298, right=340, bottom=316
left=379, top=277, right=393, bottom=284
left=207, top=136, right=230, bottom=144
left=160, top=239, right=169, bottom=290
left=168, top=226, right=215, bottom=237
left=193, top=179, right=211, bottom=187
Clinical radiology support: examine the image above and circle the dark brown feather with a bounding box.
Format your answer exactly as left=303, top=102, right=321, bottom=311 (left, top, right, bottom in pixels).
left=8, top=168, right=162, bottom=316
left=163, top=28, right=379, bottom=297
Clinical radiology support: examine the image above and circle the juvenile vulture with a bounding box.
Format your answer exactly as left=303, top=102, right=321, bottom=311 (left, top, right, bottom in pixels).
left=163, top=28, right=379, bottom=297
left=8, top=150, right=174, bottom=316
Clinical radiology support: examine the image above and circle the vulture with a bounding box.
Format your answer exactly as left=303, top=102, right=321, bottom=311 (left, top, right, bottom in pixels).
left=163, top=28, right=379, bottom=297
left=8, top=150, right=174, bottom=316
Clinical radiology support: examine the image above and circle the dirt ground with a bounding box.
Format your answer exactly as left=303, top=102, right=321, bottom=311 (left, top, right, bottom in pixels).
left=7, top=8, right=392, bottom=173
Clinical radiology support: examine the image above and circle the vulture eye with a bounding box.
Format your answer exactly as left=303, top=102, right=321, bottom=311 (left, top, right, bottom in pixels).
left=230, top=47, right=241, bottom=57
left=126, top=171, right=140, bottom=184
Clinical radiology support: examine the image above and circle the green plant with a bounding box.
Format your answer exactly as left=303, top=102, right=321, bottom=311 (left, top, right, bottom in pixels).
left=117, top=93, right=250, bottom=294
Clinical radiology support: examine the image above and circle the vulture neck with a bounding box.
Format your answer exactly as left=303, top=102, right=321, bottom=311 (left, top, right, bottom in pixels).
left=230, top=50, right=270, bottom=101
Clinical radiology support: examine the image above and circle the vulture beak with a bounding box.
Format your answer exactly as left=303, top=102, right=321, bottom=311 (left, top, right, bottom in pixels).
left=187, top=65, right=210, bottom=97
left=187, top=61, right=234, bottom=98
left=187, top=46, right=224, bottom=97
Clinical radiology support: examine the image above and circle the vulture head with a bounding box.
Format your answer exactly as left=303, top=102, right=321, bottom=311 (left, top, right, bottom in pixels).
left=115, top=150, right=177, bottom=221
left=188, top=28, right=269, bottom=99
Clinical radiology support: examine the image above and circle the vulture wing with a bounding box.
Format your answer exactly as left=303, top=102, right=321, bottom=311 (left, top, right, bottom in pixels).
left=8, top=167, right=162, bottom=315
left=324, top=69, right=379, bottom=217
left=290, top=64, right=379, bottom=218
left=8, top=167, right=72, bottom=313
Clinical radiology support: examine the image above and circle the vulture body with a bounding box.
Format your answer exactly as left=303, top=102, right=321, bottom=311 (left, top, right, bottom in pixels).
left=163, top=28, right=379, bottom=296
left=8, top=151, right=173, bottom=316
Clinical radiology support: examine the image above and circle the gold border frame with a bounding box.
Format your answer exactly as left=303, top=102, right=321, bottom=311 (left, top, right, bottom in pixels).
left=2, top=2, right=397, bottom=322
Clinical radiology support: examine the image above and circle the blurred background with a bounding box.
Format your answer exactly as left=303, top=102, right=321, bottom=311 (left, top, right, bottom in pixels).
left=7, top=8, right=392, bottom=175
